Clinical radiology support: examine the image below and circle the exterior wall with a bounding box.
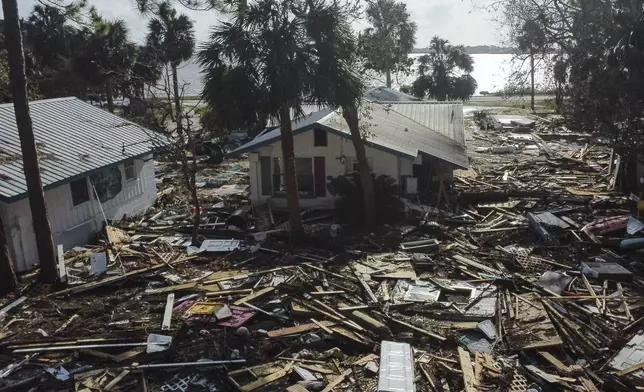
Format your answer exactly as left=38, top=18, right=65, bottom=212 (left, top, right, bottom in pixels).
left=249, top=129, right=411, bottom=209
left=3, top=154, right=156, bottom=272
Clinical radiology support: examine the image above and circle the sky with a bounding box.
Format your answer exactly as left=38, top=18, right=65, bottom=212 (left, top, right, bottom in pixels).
left=10, top=0, right=503, bottom=47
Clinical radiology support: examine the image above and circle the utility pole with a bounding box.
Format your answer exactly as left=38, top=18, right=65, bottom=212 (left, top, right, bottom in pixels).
left=2, top=0, right=59, bottom=283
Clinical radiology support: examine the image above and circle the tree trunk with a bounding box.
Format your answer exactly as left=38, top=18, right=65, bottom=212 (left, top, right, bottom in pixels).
left=530, top=51, right=536, bottom=113
left=2, top=0, right=58, bottom=283
left=172, top=63, right=183, bottom=135
left=0, top=211, right=17, bottom=295
left=385, top=70, right=392, bottom=88
left=106, top=78, right=114, bottom=113
left=342, top=105, right=376, bottom=228
left=278, top=105, right=304, bottom=241
left=188, top=124, right=200, bottom=244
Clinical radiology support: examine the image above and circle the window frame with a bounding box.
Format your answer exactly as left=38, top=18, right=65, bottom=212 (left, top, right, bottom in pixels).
left=271, top=157, right=317, bottom=198
left=313, top=129, right=328, bottom=147
left=124, top=160, right=136, bottom=181
left=70, top=177, right=90, bottom=206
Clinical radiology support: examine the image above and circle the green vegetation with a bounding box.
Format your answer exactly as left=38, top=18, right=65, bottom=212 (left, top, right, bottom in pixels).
left=411, top=37, right=477, bottom=101
left=358, top=0, right=417, bottom=88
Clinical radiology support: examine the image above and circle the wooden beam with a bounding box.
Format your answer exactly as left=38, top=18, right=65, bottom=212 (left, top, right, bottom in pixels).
left=387, top=317, right=446, bottom=341
left=452, top=255, right=503, bottom=275
left=320, top=369, right=352, bottom=392
left=458, top=347, right=476, bottom=392
left=267, top=321, right=337, bottom=338
left=233, top=287, right=275, bottom=306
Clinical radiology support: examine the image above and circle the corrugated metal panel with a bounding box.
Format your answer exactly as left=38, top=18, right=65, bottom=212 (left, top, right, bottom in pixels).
left=381, top=102, right=465, bottom=146
left=199, top=239, right=241, bottom=252
left=378, top=341, right=415, bottom=392
left=229, top=104, right=468, bottom=169
left=0, top=97, right=159, bottom=200
left=321, top=104, right=468, bottom=169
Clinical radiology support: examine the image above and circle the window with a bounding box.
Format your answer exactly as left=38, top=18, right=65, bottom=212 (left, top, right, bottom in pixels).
left=124, top=161, right=136, bottom=181
left=295, top=158, right=314, bottom=196
left=260, top=156, right=272, bottom=195
left=271, top=158, right=316, bottom=197
left=272, top=158, right=282, bottom=192
left=314, top=129, right=327, bottom=147
left=70, top=178, right=89, bottom=206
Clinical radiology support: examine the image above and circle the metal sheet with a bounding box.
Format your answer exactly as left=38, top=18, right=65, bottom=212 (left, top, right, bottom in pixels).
left=199, top=239, right=241, bottom=253
left=610, top=331, right=644, bottom=378
left=0, top=98, right=160, bottom=200
left=378, top=341, right=415, bottom=392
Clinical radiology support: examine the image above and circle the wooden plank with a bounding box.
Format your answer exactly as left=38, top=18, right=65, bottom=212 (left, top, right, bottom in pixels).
left=286, top=385, right=310, bottom=392
left=458, top=347, right=476, bottom=392
left=387, top=317, right=446, bottom=341
left=320, top=369, right=352, bottom=392
left=240, top=369, right=290, bottom=392
left=538, top=351, right=571, bottom=374
left=233, top=287, right=275, bottom=306
left=580, top=275, right=603, bottom=313
left=452, top=255, right=503, bottom=275
left=579, top=376, right=600, bottom=392
left=311, top=318, right=334, bottom=335
left=57, top=244, right=67, bottom=283
left=267, top=321, right=337, bottom=338
left=161, top=293, right=174, bottom=331
left=146, top=282, right=198, bottom=295
left=616, top=361, right=644, bottom=377
left=351, top=353, right=378, bottom=366
left=298, top=364, right=335, bottom=375
left=305, top=264, right=358, bottom=282
left=104, top=367, right=133, bottom=391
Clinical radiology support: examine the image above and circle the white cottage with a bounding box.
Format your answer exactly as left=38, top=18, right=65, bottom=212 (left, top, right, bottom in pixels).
left=0, top=97, right=159, bottom=272
left=228, top=101, right=469, bottom=208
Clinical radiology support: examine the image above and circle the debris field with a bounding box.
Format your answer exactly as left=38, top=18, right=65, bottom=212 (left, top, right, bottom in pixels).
left=1, top=115, right=644, bottom=392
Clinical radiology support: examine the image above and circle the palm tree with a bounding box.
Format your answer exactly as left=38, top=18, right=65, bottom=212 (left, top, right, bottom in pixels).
left=202, top=0, right=364, bottom=240
left=359, top=0, right=417, bottom=88
left=145, top=1, right=195, bottom=134
left=412, top=36, right=477, bottom=101
left=306, top=1, right=376, bottom=228
left=517, top=20, right=548, bottom=113
left=25, top=5, right=74, bottom=69
left=2, top=0, right=58, bottom=284
left=75, top=20, right=136, bottom=113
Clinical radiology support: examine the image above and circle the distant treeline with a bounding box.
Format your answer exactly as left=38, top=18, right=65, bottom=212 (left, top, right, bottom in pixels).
left=412, top=45, right=514, bottom=54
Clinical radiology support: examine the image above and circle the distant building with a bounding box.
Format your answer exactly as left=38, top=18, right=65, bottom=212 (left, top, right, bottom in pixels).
left=0, top=98, right=159, bottom=272
left=228, top=99, right=468, bottom=208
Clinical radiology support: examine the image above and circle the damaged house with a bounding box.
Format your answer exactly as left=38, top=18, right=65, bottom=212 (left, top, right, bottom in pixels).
left=0, top=97, right=159, bottom=272
left=228, top=101, right=468, bottom=208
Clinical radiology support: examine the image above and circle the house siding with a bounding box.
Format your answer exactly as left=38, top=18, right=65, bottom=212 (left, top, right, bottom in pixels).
left=2, top=153, right=156, bottom=272
left=249, top=129, right=411, bottom=209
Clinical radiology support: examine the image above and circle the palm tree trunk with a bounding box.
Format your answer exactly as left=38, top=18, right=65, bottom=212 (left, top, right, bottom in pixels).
left=342, top=105, right=376, bottom=228
left=106, top=78, right=115, bottom=113
left=279, top=105, right=304, bottom=241
left=530, top=51, right=535, bottom=113
left=2, top=0, right=58, bottom=283
left=0, top=211, right=17, bottom=295
left=385, top=70, right=392, bottom=88
left=172, top=63, right=183, bottom=134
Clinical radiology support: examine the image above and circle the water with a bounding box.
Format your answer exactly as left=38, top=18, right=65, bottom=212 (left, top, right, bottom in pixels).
left=173, top=53, right=547, bottom=97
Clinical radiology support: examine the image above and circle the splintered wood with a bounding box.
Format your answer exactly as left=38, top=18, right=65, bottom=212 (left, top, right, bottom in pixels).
left=503, top=292, right=563, bottom=350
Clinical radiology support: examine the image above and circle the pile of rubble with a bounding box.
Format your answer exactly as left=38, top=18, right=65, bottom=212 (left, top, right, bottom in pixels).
left=2, top=117, right=644, bottom=391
